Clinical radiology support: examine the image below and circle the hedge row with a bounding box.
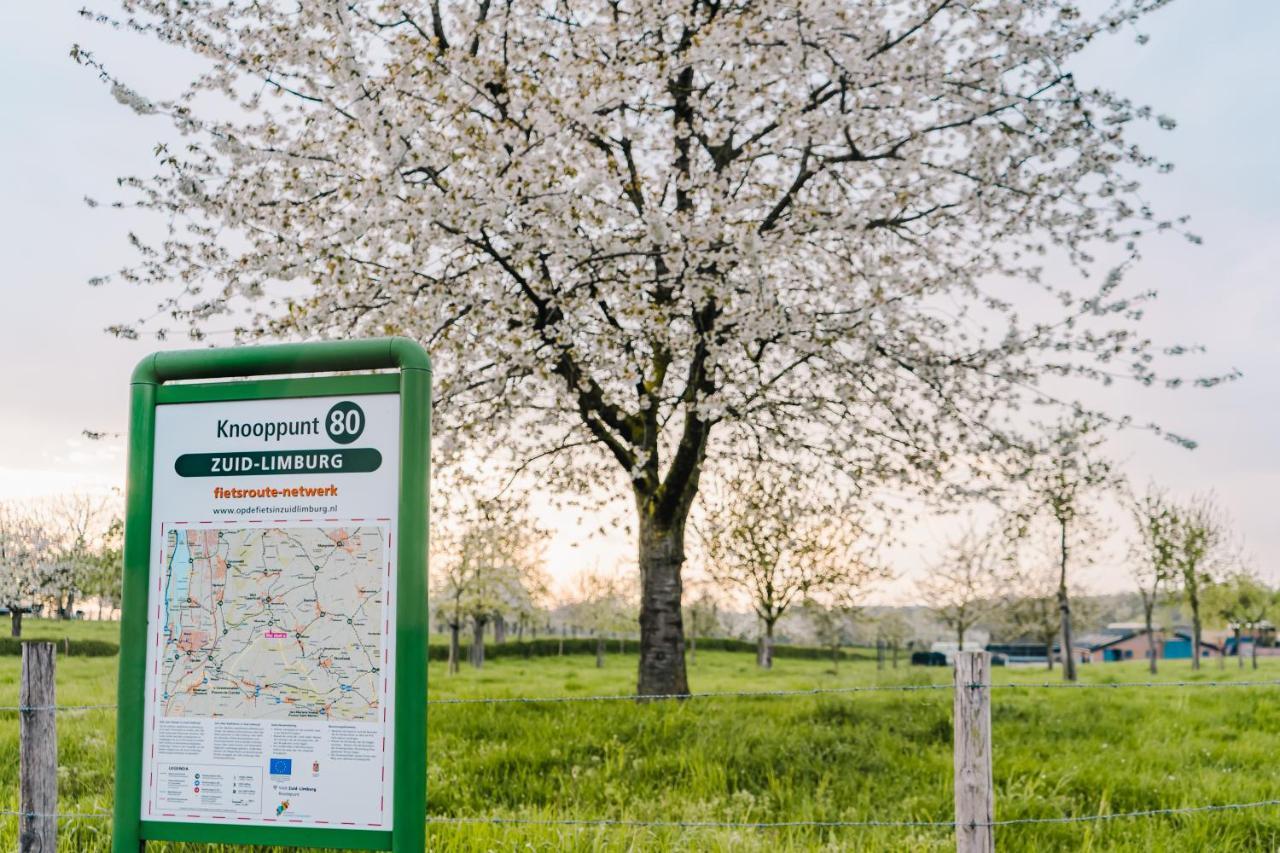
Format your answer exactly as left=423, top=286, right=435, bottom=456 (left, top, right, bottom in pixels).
left=428, top=636, right=873, bottom=662
left=0, top=636, right=873, bottom=662
left=0, top=638, right=121, bottom=657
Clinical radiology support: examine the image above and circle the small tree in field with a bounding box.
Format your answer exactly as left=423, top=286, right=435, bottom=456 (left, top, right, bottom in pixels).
left=567, top=569, right=633, bottom=668
left=0, top=504, right=48, bottom=637
left=1128, top=483, right=1178, bottom=674
left=682, top=583, right=722, bottom=665
left=875, top=610, right=910, bottom=669
left=41, top=494, right=114, bottom=620
left=803, top=596, right=860, bottom=673
left=1171, top=494, right=1235, bottom=670
left=1000, top=555, right=1096, bottom=672
left=80, top=0, right=1215, bottom=696
left=696, top=463, right=882, bottom=669
left=1205, top=571, right=1271, bottom=670
left=81, top=516, right=125, bottom=620
left=918, top=528, right=1003, bottom=650
left=431, top=493, right=547, bottom=672
left=1010, top=416, right=1114, bottom=682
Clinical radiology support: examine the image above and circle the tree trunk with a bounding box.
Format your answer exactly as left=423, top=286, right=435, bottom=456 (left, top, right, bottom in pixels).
left=448, top=622, right=460, bottom=675
left=1143, top=601, right=1158, bottom=675
left=470, top=617, right=487, bottom=669
left=558, top=626, right=564, bottom=656
left=10, top=609, right=21, bottom=638
left=1190, top=597, right=1202, bottom=671
left=1253, top=629, right=1259, bottom=670
left=757, top=622, right=775, bottom=669
left=876, top=639, right=885, bottom=671
left=637, top=514, right=689, bottom=696
left=1058, top=520, right=1077, bottom=682
left=1058, top=590, right=1077, bottom=682
left=494, top=613, right=507, bottom=644
left=892, top=642, right=899, bottom=669
left=596, top=635, right=605, bottom=668
left=1234, top=626, right=1243, bottom=669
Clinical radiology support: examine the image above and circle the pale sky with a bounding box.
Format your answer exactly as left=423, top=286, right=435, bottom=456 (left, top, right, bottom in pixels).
left=1, top=2, right=1276, bottom=601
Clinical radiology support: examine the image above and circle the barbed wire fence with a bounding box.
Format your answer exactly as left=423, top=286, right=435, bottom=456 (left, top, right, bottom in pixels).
left=7, top=645, right=1280, bottom=852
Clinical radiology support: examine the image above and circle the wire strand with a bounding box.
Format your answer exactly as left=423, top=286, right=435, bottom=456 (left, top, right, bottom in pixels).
left=7, top=677, right=1280, bottom=712
left=426, top=815, right=954, bottom=829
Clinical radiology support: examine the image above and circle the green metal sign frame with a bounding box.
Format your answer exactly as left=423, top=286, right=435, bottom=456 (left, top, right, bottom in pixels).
left=112, top=337, right=430, bottom=852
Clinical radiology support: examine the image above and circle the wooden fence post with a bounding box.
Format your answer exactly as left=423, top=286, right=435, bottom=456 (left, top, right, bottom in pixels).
left=954, top=651, right=993, bottom=853
left=20, top=642, right=57, bottom=853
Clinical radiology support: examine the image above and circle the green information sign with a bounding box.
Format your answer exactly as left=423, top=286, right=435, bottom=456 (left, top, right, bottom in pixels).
left=113, top=338, right=430, bottom=852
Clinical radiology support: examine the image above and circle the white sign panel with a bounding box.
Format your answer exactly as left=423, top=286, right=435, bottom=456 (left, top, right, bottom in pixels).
left=140, top=393, right=399, bottom=830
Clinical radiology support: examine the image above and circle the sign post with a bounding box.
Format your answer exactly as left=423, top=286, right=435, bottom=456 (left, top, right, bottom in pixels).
left=112, top=338, right=430, bottom=852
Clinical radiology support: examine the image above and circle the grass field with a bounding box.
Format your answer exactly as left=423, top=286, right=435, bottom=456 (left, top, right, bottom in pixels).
left=3, top=620, right=1280, bottom=851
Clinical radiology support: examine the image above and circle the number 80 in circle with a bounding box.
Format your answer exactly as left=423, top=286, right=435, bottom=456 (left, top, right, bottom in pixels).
left=325, top=401, right=365, bottom=444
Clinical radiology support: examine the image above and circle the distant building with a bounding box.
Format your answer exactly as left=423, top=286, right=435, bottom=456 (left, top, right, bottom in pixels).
left=987, top=623, right=1240, bottom=666
left=985, top=641, right=1049, bottom=664
left=1073, top=624, right=1222, bottom=662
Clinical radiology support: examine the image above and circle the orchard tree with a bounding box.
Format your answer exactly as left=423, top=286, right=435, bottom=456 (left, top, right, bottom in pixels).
left=80, top=0, right=1214, bottom=695
left=1207, top=571, right=1273, bottom=671
left=918, top=527, right=1003, bottom=650
left=31, top=494, right=115, bottom=621
left=1009, top=415, right=1114, bottom=681
left=1000, top=556, right=1095, bottom=672
left=682, top=582, right=722, bottom=665
left=81, top=517, right=125, bottom=619
left=1127, top=483, right=1177, bottom=673
left=431, top=492, right=547, bottom=672
left=875, top=610, right=910, bottom=669
left=1172, top=494, right=1236, bottom=670
left=802, top=596, right=860, bottom=672
left=0, top=504, right=49, bottom=637
left=566, top=568, right=634, bottom=668
left=696, top=463, right=882, bottom=669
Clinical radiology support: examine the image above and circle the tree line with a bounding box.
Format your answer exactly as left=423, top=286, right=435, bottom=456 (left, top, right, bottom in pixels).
left=0, top=494, right=121, bottom=635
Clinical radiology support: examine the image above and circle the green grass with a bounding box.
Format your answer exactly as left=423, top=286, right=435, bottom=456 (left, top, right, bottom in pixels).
left=3, top=620, right=1280, bottom=850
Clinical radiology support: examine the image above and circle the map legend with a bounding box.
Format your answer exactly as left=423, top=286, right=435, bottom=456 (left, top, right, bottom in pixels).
left=155, top=763, right=261, bottom=814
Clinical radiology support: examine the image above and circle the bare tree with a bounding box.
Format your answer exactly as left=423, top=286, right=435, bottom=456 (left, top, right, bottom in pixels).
left=918, top=528, right=1003, bottom=650
left=1128, top=484, right=1179, bottom=674
left=697, top=463, right=883, bottom=669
